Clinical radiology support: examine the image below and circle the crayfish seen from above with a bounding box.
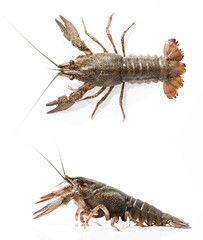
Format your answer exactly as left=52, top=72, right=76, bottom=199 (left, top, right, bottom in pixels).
left=33, top=151, right=190, bottom=231
left=16, top=14, right=186, bottom=121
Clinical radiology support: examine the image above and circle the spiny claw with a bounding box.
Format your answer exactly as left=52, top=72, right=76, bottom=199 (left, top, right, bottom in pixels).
left=55, top=15, right=92, bottom=55
left=33, top=197, right=65, bottom=219
left=35, top=186, right=72, bottom=204
left=55, top=15, right=79, bottom=41
left=55, top=18, right=66, bottom=32
left=46, top=83, right=95, bottom=114
left=33, top=191, right=75, bottom=220
left=46, top=96, right=75, bottom=114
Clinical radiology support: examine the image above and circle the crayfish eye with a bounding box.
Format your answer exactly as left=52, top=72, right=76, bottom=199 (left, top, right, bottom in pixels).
left=73, top=179, right=81, bottom=184
left=69, top=75, right=75, bottom=80
left=69, top=60, right=75, bottom=65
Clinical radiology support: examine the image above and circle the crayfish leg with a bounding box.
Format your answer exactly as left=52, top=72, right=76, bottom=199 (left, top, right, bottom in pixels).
left=106, top=13, right=118, bottom=54
left=91, top=86, right=114, bottom=119
left=132, top=219, right=149, bottom=228
left=75, top=208, right=81, bottom=221
left=119, top=22, right=135, bottom=121
left=79, top=87, right=106, bottom=101
left=84, top=204, right=110, bottom=229
left=119, top=82, right=126, bottom=121
left=111, top=216, right=120, bottom=231
left=121, top=22, right=135, bottom=57
left=81, top=18, right=107, bottom=53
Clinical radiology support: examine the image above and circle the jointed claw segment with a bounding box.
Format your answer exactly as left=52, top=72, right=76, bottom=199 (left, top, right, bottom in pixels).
left=46, top=83, right=95, bottom=114
left=33, top=197, right=66, bottom=219
left=55, top=15, right=92, bottom=55
left=46, top=96, right=74, bottom=114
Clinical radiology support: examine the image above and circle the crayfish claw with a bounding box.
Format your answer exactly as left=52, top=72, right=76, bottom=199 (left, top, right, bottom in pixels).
left=46, top=83, right=95, bottom=114
left=33, top=198, right=65, bottom=219
left=55, top=18, right=66, bottom=32
left=59, top=15, right=79, bottom=35
left=55, top=15, right=92, bottom=55
left=46, top=99, right=58, bottom=106
left=55, top=15, right=79, bottom=41
left=46, top=96, right=75, bottom=114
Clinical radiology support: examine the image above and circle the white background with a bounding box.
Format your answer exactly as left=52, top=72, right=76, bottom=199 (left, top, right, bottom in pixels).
left=0, top=0, right=202, bottom=239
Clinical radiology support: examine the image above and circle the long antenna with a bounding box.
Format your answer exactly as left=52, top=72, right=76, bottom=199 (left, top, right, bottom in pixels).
left=18, top=74, right=59, bottom=128
left=2, top=14, right=61, bottom=128
left=35, top=148, right=80, bottom=191
left=55, top=142, right=66, bottom=176
left=53, top=144, right=79, bottom=191
left=4, top=15, right=58, bottom=67
left=35, top=149, right=65, bottom=180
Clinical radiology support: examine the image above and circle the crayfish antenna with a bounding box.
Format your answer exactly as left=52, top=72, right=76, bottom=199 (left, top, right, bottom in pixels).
left=4, top=14, right=58, bottom=67
left=35, top=148, right=80, bottom=191
left=3, top=16, right=60, bottom=127
left=35, top=149, right=66, bottom=180
left=18, top=74, right=59, bottom=129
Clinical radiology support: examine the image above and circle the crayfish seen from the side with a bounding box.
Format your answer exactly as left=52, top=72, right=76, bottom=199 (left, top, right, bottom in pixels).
left=33, top=152, right=190, bottom=231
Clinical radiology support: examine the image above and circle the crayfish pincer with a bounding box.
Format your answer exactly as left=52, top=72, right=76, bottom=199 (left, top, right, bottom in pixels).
left=44, top=14, right=185, bottom=120
left=33, top=152, right=190, bottom=231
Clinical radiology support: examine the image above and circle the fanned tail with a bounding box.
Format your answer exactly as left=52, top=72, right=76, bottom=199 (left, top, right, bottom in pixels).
left=163, top=39, right=186, bottom=98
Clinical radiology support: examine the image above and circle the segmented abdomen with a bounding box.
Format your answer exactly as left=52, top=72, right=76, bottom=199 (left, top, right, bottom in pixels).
left=122, top=55, right=168, bottom=84
left=126, top=196, right=175, bottom=227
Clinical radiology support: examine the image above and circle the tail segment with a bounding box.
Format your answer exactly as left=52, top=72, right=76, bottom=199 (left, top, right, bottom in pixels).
left=164, top=39, right=184, bottom=61
left=127, top=197, right=190, bottom=228
left=162, top=213, right=190, bottom=229
left=163, top=39, right=186, bottom=98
